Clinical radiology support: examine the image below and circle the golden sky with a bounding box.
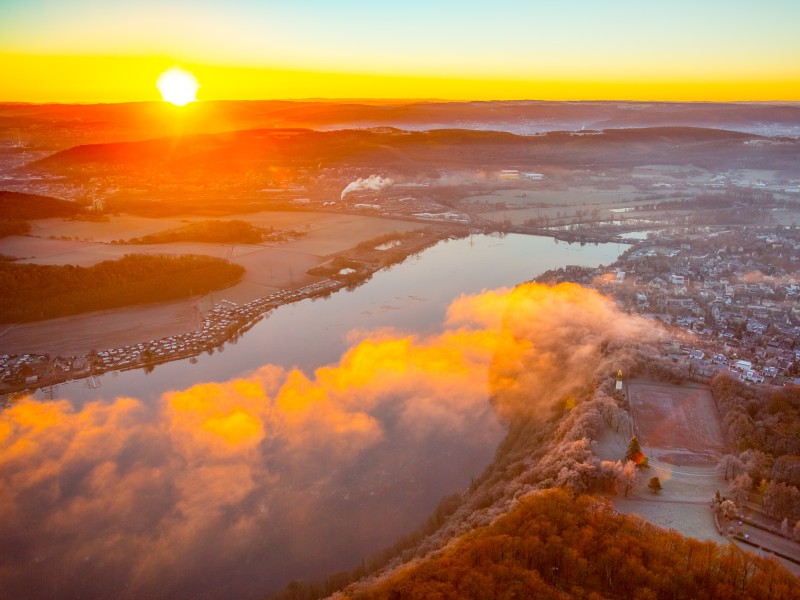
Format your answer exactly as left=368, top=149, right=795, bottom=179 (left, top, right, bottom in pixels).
left=1, top=1, right=799, bottom=102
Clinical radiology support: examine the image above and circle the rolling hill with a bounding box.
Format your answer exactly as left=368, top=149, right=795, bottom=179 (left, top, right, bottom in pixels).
left=29, top=126, right=798, bottom=176
left=3, top=100, right=800, bottom=149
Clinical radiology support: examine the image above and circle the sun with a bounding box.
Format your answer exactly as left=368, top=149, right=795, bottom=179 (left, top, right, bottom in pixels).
left=156, top=67, right=200, bottom=106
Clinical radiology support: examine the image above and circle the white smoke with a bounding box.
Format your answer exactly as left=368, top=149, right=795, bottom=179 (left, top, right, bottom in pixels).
left=341, top=175, right=394, bottom=200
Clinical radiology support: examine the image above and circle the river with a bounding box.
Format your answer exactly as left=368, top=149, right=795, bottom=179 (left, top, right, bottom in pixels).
left=7, top=233, right=626, bottom=600
left=45, top=234, right=625, bottom=406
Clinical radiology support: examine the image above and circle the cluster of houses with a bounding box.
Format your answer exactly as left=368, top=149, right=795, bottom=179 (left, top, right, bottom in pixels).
left=1, top=353, right=50, bottom=386
left=92, top=300, right=255, bottom=372
left=1, top=279, right=345, bottom=394
left=594, top=227, right=800, bottom=385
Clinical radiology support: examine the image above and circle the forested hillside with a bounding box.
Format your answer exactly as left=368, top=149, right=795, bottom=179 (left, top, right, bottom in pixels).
left=343, top=489, right=800, bottom=600
left=0, top=191, right=83, bottom=219
left=713, top=374, right=800, bottom=525
left=0, top=220, right=30, bottom=238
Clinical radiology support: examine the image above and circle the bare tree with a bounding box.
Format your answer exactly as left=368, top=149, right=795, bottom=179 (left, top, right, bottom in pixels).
left=612, top=460, right=637, bottom=497
left=728, top=473, right=752, bottom=508
left=720, top=454, right=745, bottom=481
left=613, top=411, right=631, bottom=434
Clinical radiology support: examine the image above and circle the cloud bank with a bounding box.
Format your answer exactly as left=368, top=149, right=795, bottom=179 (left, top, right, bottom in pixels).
left=0, top=283, right=654, bottom=599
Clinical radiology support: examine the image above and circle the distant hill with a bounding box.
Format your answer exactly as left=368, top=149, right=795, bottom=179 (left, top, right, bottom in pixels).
left=2, top=100, right=800, bottom=151
left=29, top=126, right=798, bottom=175
left=0, top=190, right=82, bottom=220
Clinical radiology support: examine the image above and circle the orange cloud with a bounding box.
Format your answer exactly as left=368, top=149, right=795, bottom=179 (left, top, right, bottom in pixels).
left=0, top=282, right=656, bottom=599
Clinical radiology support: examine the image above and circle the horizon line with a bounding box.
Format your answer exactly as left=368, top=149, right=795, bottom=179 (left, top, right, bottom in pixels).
left=3, top=98, right=800, bottom=106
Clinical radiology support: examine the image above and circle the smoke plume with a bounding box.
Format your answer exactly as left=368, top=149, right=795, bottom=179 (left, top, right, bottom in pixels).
left=340, top=175, right=394, bottom=199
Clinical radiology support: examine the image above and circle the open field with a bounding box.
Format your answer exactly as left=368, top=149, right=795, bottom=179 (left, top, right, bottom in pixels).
left=27, top=214, right=195, bottom=243
left=613, top=497, right=720, bottom=542
left=273, top=214, right=421, bottom=255
left=0, top=211, right=425, bottom=356
left=1, top=212, right=422, bottom=273
left=595, top=380, right=728, bottom=543
left=769, top=207, right=800, bottom=226
left=0, top=299, right=203, bottom=357
left=597, top=421, right=725, bottom=497
left=20, top=210, right=422, bottom=250
left=3, top=237, right=244, bottom=266
left=628, top=379, right=726, bottom=466
left=461, top=183, right=736, bottom=226
left=477, top=206, right=660, bottom=226
left=461, top=187, right=651, bottom=225
left=460, top=186, right=646, bottom=208
left=600, top=424, right=724, bottom=542
left=598, top=379, right=800, bottom=574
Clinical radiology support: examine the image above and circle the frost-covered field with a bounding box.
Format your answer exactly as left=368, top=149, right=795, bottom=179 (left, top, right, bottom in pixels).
left=605, top=380, right=727, bottom=542
left=629, top=380, right=726, bottom=466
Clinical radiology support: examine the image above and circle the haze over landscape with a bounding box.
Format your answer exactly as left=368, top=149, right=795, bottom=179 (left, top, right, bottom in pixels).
left=2, top=1, right=800, bottom=599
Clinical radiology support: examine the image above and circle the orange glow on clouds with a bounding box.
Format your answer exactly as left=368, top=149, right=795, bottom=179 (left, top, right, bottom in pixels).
left=0, top=283, right=658, bottom=598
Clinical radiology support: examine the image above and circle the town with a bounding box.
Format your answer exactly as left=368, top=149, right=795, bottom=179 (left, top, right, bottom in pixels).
left=544, top=225, right=800, bottom=387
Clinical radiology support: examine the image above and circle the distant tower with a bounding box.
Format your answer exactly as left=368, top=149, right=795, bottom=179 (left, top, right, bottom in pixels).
left=615, top=370, right=624, bottom=391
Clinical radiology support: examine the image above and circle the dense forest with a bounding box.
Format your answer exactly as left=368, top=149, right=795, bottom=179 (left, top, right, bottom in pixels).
left=340, top=489, right=800, bottom=600
left=712, top=374, right=800, bottom=526
left=0, top=190, right=83, bottom=219
left=0, top=254, right=243, bottom=322
left=124, top=219, right=271, bottom=244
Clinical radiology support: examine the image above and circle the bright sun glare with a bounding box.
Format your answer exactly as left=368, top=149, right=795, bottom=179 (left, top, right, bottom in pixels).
left=156, top=67, right=200, bottom=106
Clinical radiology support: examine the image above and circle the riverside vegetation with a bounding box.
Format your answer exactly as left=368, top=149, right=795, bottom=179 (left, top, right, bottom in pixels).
left=0, top=254, right=243, bottom=322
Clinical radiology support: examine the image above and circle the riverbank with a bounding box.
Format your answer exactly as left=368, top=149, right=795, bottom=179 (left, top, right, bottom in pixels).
left=0, top=225, right=461, bottom=398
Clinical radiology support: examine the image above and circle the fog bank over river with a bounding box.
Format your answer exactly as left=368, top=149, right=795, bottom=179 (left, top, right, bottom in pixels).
left=2, top=234, right=626, bottom=599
